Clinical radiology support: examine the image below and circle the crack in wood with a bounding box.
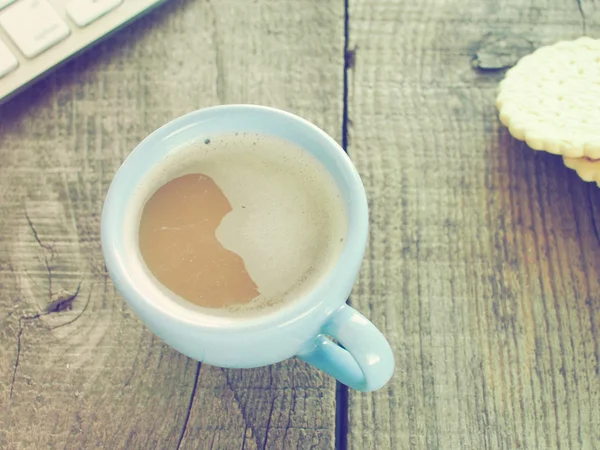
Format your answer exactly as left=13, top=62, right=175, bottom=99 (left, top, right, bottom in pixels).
left=262, top=396, right=277, bottom=450
left=280, top=384, right=295, bottom=447
left=176, top=362, right=202, bottom=450
left=241, top=426, right=249, bottom=450
left=576, top=0, right=587, bottom=34
left=24, top=212, right=55, bottom=298
left=223, top=370, right=263, bottom=448
left=9, top=313, right=42, bottom=403
left=9, top=280, right=86, bottom=405
left=226, top=373, right=250, bottom=441
left=24, top=212, right=55, bottom=257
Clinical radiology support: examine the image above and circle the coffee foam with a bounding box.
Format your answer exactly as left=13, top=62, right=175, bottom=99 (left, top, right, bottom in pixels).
left=134, top=133, right=347, bottom=314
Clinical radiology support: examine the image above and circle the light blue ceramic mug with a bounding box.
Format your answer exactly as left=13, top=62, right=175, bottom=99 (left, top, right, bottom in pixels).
left=101, top=105, right=394, bottom=392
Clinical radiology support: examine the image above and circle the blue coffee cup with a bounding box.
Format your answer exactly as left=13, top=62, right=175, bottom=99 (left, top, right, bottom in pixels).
left=101, top=105, right=394, bottom=392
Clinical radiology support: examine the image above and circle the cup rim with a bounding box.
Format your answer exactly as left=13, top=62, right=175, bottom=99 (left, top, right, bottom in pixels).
left=101, top=104, right=368, bottom=331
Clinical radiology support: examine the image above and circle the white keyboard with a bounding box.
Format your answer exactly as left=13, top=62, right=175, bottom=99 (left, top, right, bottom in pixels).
left=0, top=0, right=168, bottom=103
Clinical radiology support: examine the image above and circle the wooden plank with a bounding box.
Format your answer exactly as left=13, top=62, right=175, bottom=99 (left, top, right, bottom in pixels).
left=0, top=0, right=344, bottom=448
left=346, top=0, right=600, bottom=448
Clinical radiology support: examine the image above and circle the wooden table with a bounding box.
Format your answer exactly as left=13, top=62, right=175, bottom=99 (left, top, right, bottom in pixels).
left=1, top=0, right=599, bottom=448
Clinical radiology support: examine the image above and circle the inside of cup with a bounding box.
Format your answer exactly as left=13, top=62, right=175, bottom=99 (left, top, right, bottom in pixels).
left=103, top=105, right=368, bottom=326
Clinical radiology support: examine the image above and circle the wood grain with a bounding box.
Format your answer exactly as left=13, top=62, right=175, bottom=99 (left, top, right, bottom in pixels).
left=0, top=0, right=344, bottom=448
left=346, top=0, right=600, bottom=448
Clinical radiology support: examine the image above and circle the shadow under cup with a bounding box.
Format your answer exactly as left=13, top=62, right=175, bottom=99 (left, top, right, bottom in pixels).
left=102, top=105, right=378, bottom=378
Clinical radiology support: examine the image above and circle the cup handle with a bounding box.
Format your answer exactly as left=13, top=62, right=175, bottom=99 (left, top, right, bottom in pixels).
left=297, top=304, right=394, bottom=392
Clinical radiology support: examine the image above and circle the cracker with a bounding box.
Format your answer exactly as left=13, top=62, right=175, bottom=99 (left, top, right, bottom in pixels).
left=563, top=156, right=600, bottom=186
left=497, top=37, right=600, bottom=158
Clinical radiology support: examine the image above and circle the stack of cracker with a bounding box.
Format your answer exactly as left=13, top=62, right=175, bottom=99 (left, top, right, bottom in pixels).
left=496, top=37, right=600, bottom=186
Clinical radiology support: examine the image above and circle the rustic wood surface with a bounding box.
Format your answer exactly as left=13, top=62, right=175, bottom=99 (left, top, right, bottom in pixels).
left=347, top=0, right=600, bottom=449
left=0, top=0, right=343, bottom=449
left=1, top=0, right=599, bottom=449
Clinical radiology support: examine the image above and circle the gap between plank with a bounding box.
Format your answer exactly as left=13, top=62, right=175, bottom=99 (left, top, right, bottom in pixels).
left=176, top=362, right=202, bottom=450
left=335, top=0, right=350, bottom=449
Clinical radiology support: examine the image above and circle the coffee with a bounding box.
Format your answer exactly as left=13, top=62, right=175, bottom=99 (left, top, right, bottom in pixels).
left=137, top=133, right=347, bottom=312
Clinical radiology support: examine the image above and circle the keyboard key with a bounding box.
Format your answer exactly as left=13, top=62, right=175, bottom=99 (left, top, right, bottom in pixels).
left=0, top=38, right=17, bottom=78
left=67, top=0, right=123, bottom=27
left=0, top=0, right=70, bottom=58
left=0, top=0, right=16, bottom=10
